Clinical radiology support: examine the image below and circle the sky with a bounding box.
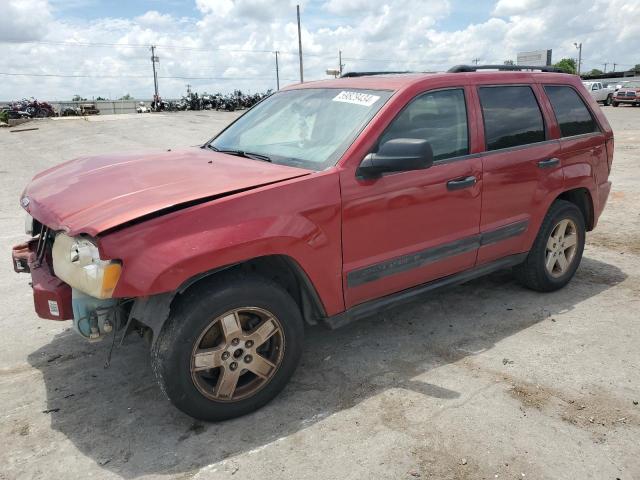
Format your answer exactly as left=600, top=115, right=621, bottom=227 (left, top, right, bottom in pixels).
left=0, top=0, right=639, bottom=100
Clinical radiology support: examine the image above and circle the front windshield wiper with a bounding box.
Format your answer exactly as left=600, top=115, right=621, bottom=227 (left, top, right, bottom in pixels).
left=207, top=144, right=272, bottom=162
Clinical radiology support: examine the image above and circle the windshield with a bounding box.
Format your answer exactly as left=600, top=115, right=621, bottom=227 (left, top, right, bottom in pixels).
left=209, top=88, right=393, bottom=170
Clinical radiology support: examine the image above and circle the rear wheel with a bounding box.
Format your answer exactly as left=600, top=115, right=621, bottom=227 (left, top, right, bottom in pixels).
left=612, top=101, right=619, bottom=107
left=604, top=94, right=612, bottom=106
left=514, top=200, right=585, bottom=292
left=151, top=272, right=304, bottom=421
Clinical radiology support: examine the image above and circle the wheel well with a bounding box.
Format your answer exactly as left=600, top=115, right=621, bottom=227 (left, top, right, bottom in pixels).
left=556, top=188, right=594, bottom=231
left=178, top=255, right=327, bottom=325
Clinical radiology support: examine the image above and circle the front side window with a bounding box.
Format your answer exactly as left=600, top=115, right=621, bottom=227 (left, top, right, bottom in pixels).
left=378, top=88, right=469, bottom=161
left=544, top=85, right=599, bottom=137
left=210, top=88, right=392, bottom=171
left=478, top=86, right=546, bottom=151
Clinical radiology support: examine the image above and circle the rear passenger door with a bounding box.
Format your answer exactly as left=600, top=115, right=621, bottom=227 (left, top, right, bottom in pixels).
left=474, top=84, right=564, bottom=265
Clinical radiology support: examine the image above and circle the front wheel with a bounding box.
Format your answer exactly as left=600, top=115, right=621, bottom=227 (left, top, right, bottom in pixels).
left=612, top=101, right=619, bottom=107
left=151, top=272, right=304, bottom=421
left=604, top=94, right=612, bottom=106
left=514, top=200, right=585, bottom=292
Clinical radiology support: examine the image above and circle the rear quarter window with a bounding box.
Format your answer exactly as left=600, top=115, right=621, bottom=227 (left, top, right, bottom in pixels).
left=478, top=86, right=546, bottom=151
left=544, top=85, right=599, bottom=137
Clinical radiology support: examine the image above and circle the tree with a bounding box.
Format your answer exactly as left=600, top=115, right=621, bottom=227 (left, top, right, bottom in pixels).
left=95, top=96, right=107, bottom=101
left=72, top=94, right=86, bottom=101
left=633, top=64, right=640, bottom=73
left=119, top=93, right=133, bottom=100
left=554, top=58, right=577, bottom=74
left=587, top=68, right=603, bottom=76
left=503, top=60, right=515, bottom=66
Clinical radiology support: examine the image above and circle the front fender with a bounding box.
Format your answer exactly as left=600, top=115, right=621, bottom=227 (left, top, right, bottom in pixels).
left=99, top=172, right=345, bottom=315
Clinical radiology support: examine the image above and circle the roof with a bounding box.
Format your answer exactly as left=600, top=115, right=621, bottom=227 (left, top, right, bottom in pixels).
left=282, top=70, right=579, bottom=92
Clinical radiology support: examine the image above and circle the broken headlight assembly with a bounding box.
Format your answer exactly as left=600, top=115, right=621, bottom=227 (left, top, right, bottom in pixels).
left=52, top=233, right=122, bottom=299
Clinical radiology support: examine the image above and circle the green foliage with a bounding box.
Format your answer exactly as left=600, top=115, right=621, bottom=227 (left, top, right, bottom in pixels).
left=72, top=94, right=87, bottom=102
left=587, top=68, right=603, bottom=76
left=95, top=96, right=107, bottom=101
left=0, top=110, right=8, bottom=124
left=503, top=60, right=515, bottom=66
left=554, top=58, right=577, bottom=74
left=119, top=93, right=133, bottom=100
left=633, top=64, right=640, bottom=73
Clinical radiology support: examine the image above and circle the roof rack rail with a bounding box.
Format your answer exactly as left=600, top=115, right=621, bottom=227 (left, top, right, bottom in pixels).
left=448, top=64, right=565, bottom=73
left=340, top=71, right=414, bottom=78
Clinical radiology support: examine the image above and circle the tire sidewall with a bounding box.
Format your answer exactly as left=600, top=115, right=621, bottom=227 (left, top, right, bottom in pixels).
left=152, top=273, right=304, bottom=421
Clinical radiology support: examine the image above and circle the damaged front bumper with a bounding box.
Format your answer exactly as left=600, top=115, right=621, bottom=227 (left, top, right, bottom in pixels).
left=12, top=239, right=119, bottom=342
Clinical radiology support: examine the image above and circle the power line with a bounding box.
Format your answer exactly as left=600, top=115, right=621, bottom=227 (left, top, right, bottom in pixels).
left=0, top=72, right=294, bottom=80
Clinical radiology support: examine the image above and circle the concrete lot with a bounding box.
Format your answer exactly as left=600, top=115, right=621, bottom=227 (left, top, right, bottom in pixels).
left=0, top=108, right=639, bottom=480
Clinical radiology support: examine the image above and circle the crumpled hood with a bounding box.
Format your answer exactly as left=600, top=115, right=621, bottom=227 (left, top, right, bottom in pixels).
left=22, top=148, right=311, bottom=236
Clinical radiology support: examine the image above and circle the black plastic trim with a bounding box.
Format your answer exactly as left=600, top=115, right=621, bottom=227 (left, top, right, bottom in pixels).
left=346, top=220, right=529, bottom=287
left=327, top=253, right=528, bottom=329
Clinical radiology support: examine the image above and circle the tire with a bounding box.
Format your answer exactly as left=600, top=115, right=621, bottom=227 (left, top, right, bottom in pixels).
left=604, top=94, right=612, bottom=106
left=514, top=200, right=585, bottom=292
left=151, top=272, right=304, bottom=421
left=612, top=101, right=619, bottom=107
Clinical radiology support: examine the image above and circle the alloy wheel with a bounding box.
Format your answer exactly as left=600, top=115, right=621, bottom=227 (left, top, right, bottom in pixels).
left=190, top=307, right=285, bottom=402
left=545, top=218, right=578, bottom=278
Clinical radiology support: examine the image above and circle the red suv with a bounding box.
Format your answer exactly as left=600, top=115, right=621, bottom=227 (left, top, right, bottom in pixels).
left=13, top=65, right=613, bottom=421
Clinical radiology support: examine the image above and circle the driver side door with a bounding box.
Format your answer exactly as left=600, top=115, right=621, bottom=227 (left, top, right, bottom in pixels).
left=340, top=87, right=483, bottom=307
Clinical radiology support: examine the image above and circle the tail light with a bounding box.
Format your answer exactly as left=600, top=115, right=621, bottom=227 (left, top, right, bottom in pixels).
left=605, top=137, right=614, bottom=173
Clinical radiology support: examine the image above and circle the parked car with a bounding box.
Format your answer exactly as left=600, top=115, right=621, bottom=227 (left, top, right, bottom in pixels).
left=13, top=66, right=613, bottom=421
left=582, top=81, right=614, bottom=106
left=136, top=102, right=150, bottom=113
left=612, top=81, right=640, bottom=107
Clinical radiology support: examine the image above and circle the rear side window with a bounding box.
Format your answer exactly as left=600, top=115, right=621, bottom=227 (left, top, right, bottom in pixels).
left=478, top=86, right=546, bottom=151
left=544, top=85, right=599, bottom=137
left=379, top=88, right=469, bottom=161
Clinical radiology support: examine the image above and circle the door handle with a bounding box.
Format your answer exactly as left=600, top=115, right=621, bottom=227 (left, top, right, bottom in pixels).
left=538, top=158, right=560, bottom=169
left=447, top=176, right=477, bottom=191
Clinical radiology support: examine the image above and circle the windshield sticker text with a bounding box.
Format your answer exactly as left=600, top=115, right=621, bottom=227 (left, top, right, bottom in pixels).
left=332, top=91, right=381, bottom=107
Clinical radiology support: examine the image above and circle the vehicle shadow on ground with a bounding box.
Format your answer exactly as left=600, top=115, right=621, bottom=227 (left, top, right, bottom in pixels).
left=27, top=256, right=626, bottom=478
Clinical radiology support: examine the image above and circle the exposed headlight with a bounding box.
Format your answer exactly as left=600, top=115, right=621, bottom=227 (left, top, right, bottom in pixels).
left=25, top=214, right=34, bottom=236
left=52, top=233, right=122, bottom=299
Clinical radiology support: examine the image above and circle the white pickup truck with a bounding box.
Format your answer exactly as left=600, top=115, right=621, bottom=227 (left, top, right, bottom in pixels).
left=583, top=81, right=615, bottom=106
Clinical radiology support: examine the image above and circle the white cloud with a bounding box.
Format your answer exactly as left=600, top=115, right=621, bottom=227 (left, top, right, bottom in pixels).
left=0, top=0, right=53, bottom=42
left=0, top=0, right=639, bottom=101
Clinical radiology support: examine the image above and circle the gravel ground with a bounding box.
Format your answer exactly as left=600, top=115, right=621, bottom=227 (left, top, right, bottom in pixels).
left=0, top=108, right=638, bottom=480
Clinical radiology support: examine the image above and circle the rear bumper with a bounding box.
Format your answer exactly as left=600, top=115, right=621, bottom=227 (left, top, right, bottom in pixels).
left=12, top=240, right=73, bottom=320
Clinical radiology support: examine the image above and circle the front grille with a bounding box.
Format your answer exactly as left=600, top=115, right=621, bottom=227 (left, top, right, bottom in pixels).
left=34, top=226, right=52, bottom=267
left=625, top=91, right=636, bottom=97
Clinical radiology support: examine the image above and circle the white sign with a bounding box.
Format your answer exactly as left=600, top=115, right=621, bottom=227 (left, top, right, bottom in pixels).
left=332, top=91, right=380, bottom=107
left=517, top=50, right=552, bottom=67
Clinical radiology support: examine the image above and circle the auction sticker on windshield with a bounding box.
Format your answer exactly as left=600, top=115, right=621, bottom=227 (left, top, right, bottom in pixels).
left=332, top=91, right=381, bottom=107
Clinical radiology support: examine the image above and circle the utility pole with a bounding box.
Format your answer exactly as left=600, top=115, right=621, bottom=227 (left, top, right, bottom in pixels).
left=274, top=51, right=280, bottom=90
left=150, top=45, right=160, bottom=103
left=296, top=4, right=304, bottom=83
left=574, top=42, right=582, bottom=75
left=613, top=63, right=617, bottom=72
left=602, top=63, right=608, bottom=73
left=339, top=50, right=344, bottom=76
left=472, top=58, right=480, bottom=65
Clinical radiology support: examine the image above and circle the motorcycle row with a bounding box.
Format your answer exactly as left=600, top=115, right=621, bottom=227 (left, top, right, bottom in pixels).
left=2, top=99, right=55, bottom=119
left=152, top=90, right=273, bottom=112
left=2, top=89, right=272, bottom=120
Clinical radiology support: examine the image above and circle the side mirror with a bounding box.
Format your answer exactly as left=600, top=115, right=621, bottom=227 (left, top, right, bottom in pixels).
left=357, top=138, right=434, bottom=179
